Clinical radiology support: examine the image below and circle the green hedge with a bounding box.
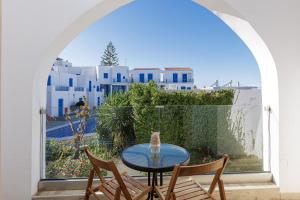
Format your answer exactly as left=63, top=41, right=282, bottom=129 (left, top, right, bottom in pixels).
left=97, top=81, right=245, bottom=158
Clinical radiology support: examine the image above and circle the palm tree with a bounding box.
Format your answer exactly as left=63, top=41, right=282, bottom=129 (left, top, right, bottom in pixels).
left=97, top=93, right=135, bottom=154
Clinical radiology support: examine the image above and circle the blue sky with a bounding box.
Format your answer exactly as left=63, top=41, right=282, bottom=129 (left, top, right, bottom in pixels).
left=59, top=0, right=260, bottom=88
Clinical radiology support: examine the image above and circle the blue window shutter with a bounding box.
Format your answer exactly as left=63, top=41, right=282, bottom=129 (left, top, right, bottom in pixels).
left=47, top=76, right=51, bottom=86
left=69, top=78, right=73, bottom=87
left=173, top=73, right=178, bottom=83
left=89, top=81, right=92, bottom=92
left=148, top=73, right=153, bottom=81
left=182, top=74, right=187, bottom=83
left=104, top=73, right=108, bottom=79
left=139, top=73, right=145, bottom=83
left=117, top=73, right=121, bottom=82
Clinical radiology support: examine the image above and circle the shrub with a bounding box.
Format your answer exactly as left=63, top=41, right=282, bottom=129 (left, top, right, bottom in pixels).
left=96, top=93, right=135, bottom=155
left=46, top=142, right=112, bottom=178
left=96, top=82, right=244, bottom=159
left=46, top=140, right=62, bottom=162
left=46, top=155, right=92, bottom=178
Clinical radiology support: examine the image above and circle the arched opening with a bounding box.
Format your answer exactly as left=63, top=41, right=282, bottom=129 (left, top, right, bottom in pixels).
left=32, top=0, right=279, bottom=193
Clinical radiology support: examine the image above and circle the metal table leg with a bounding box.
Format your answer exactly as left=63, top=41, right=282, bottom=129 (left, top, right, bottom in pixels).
left=150, top=172, right=156, bottom=200
left=147, top=171, right=163, bottom=200
left=147, top=172, right=151, bottom=200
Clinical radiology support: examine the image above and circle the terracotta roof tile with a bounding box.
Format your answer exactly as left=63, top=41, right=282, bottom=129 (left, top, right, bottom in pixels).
left=164, top=67, right=193, bottom=71
left=133, top=68, right=161, bottom=70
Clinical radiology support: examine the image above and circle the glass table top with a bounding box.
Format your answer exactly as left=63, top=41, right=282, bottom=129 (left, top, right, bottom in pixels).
left=121, top=143, right=190, bottom=172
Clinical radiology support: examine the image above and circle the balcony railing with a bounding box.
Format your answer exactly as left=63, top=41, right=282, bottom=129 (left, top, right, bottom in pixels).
left=44, top=104, right=264, bottom=179
left=113, top=78, right=128, bottom=83
left=74, top=87, right=84, bottom=91
left=164, top=78, right=194, bottom=83
left=55, top=86, right=69, bottom=91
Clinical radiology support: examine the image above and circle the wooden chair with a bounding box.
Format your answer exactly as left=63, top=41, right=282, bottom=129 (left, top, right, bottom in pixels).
left=84, top=147, right=152, bottom=200
left=155, top=155, right=229, bottom=200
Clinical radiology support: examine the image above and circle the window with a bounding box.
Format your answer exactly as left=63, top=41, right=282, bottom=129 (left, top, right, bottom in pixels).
left=173, top=73, right=178, bottom=83
left=104, top=73, right=108, bottom=79
left=97, top=97, right=100, bottom=106
left=69, top=78, right=73, bottom=87
left=117, top=73, right=121, bottom=82
left=89, top=81, right=92, bottom=92
left=79, top=97, right=82, bottom=102
left=181, top=86, right=186, bottom=90
left=139, top=73, right=145, bottom=83
left=182, top=74, right=187, bottom=83
left=148, top=73, right=153, bottom=82
left=47, top=75, right=51, bottom=86
left=187, top=87, right=191, bottom=90
left=96, top=86, right=100, bottom=92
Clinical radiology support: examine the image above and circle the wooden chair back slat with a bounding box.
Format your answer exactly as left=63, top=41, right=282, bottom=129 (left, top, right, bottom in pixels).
left=84, top=147, right=112, bottom=171
left=165, top=154, right=229, bottom=200
left=84, top=147, right=133, bottom=200
left=178, top=157, right=225, bottom=176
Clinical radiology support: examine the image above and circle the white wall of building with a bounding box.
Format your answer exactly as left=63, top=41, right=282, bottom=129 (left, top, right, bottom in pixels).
left=129, top=68, right=195, bottom=90
left=162, top=69, right=194, bottom=90
left=112, top=66, right=129, bottom=83
left=163, top=69, right=193, bottom=83
left=130, top=69, right=161, bottom=83
left=47, top=63, right=104, bottom=116
left=98, top=65, right=113, bottom=84
left=2, top=0, right=300, bottom=199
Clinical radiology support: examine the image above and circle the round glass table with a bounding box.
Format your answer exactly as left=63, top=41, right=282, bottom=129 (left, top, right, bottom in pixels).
left=121, top=143, right=190, bottom=200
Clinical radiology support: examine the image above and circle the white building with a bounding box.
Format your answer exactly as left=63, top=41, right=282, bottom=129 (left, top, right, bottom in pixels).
left=129, top=68, right=162, bottom=83
left=162, top=67, right=194, bottom=90
left=46, top=58, right=105, bottom=117
left=129, top=67, right=195, bottom=90
left=47, top=59, right=196, bottom=117
left=97, top=65, right=129, bottom=95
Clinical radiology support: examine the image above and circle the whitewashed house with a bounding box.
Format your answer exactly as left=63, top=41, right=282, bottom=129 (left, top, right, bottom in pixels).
left=47, top=59, right=196, bottom=117
left=129, top=67, right=195, bottom=91
left=97, top=65, right=129, bottom=95
left=129, top=68, right=162, bottom=84
left=111, top=65, right=129, bottom=93
left=162, top=68, right=194, bottom=90
left=46, top=58, right=105, bottom=117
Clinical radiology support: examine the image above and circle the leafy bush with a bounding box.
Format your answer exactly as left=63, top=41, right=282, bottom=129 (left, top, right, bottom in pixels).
left=46, top=140, right=112, bottom=178
left=46, top=140, right=62, bottom=162
left=96, top=93, right=135, bottom=155
left=96, top=82, right=245, bottom=159
left=46, top=155, right=91, bottom=178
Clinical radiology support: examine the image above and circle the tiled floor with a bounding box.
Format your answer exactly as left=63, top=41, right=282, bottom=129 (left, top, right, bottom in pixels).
left=33, top=182, right=280, bottom=200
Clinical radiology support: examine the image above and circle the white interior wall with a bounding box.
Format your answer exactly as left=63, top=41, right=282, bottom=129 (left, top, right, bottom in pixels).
left=209, top=12, right=279, bottom=183
left=1, top=0, right=300, bottom=199
left=197, top=0, right=300, bottom=193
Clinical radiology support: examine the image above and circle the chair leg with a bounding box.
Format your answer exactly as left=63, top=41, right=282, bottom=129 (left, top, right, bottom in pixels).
left=218, top=179, right=226, bottom=200
left=85, top=169, right=95, bottom=200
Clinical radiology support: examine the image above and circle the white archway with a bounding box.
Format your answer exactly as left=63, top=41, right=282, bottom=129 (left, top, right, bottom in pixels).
left=34, top=0, right=279, bottom=186
left=33, top=0, right=279, bottom=182
left=1, top=0, right=281, bottom=199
